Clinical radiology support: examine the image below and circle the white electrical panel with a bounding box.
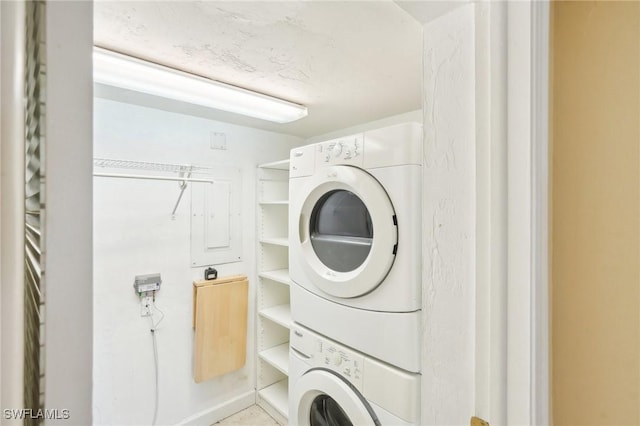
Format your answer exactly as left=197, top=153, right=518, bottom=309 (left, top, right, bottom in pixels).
left=206, top=181, right=231, bottom=249
left=190, top=166, right=242, bottom=267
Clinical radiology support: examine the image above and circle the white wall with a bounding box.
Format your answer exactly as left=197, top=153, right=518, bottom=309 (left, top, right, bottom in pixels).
left=92, top=97, right=303, bottom=425
left=421, top=5, right=476, bottom=425
left=305, top=109, right=422, bottom=144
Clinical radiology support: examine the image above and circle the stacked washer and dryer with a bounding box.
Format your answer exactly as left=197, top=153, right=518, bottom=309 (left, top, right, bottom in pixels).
left=287, top=123, right=423, bottom=425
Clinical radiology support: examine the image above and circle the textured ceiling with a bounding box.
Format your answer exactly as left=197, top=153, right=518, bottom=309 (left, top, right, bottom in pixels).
left=94, top=1, right=423, bottom=138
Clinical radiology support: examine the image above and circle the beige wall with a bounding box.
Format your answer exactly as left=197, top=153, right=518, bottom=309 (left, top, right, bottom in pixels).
left=551, top=2, right=640, bottom=425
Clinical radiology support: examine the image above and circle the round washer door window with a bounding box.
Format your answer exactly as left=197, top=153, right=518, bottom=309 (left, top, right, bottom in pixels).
left=293, top=368, right=379, bottom=426
left=296, top=165, right=397, bottom=298
left=310, top=394, right=354, bottom=426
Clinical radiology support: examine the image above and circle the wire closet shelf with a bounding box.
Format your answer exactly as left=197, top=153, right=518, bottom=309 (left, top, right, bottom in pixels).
left=93, top=157, right=217, bottom=183
left=93, top=157, right=217, bottom=218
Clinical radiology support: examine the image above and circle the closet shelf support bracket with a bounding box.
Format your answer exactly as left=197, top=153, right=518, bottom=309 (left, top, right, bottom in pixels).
left=171, top=171, right=192, bottom=220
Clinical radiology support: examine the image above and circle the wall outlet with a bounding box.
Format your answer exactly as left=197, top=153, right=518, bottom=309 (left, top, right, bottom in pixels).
left=140, top=296, right=152, bottom=317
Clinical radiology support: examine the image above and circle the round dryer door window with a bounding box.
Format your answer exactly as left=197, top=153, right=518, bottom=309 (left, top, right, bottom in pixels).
left=295, top=165, right=398, bottom=298
left=310, top=190, right=373, bottom=273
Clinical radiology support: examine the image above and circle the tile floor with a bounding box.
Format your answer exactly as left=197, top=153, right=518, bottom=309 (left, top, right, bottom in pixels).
left=215, top=405, right=280, bottom=426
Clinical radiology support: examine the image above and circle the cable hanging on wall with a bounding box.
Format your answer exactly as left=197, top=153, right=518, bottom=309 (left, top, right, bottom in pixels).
left=93, top=157, right=215, bottom=218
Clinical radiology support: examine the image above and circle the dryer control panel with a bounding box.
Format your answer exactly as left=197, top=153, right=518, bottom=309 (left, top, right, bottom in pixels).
left=290, top=144, right=316, bottom=178
left=291, top=323, right=365, bottom=391
left=315, top=135, right=364, bottom=168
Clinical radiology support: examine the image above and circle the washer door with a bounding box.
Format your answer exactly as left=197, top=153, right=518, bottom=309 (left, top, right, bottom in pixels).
left=294, top=368, right=380, bottom=426
left=296, top=166, right=397, bottom=298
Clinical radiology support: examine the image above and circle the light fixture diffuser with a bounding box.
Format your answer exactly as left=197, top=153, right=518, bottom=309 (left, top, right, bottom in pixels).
left=93, top=47, right=308, bottom=124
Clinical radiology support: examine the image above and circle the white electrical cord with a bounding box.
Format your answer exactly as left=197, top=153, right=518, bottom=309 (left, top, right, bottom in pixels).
left=152, top=301, right=165, bottom=329
left=147, top=298, right=165, bottom=426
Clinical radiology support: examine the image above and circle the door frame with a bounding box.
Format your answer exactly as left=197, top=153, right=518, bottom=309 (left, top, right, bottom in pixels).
left=475, top=1, right=550, bottom=424
left=529, top=2, right=551, bottom=424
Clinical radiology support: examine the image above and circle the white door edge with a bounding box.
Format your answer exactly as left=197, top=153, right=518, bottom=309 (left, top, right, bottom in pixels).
left=0, top=1, right=26, bottom=419
left=507, top=1, right=551, bottom=425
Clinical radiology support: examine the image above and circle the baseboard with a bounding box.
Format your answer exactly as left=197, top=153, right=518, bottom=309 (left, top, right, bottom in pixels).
left=175, top=390, right=256, bottom=426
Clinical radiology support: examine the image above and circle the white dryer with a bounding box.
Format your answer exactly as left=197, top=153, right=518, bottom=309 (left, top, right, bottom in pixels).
left=289, top=122, right=422, bottom=372
left=289, top=323, right=421, bottom=426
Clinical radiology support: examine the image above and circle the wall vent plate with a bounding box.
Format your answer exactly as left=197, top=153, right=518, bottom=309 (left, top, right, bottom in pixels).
left=210, top=132, right=227, bottom=150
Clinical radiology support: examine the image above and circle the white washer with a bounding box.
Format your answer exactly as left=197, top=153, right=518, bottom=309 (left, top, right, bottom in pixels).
left=289, top=323, right=421, bottom=426
left=289, top=123, right=422, bottom=372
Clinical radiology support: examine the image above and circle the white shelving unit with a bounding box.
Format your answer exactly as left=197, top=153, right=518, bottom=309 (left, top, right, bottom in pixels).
left=256, top=159, right=291, bottom=425
left=258, top=269, right=291, bottom=286
left=259, top=343, right=290, bottom=375
left=259, top=304, right=292, bottom=329
left=259, top=237, right=289, bottom=247
left=259, top=380, right=289, bottom=420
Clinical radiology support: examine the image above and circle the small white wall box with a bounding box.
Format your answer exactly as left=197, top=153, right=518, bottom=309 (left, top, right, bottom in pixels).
left=133, top=273, right=162, bottom=294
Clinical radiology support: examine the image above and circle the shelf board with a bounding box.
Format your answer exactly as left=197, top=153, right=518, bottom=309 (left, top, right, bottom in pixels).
left=259, top=304, right=291, bottom=329
left=259, top=343, right=290, bottom=376
left=259, top=380, right=289, bottom=419
left=259, top=269, right=291, bottom=286
left=259, top=200, right=289, bottom=206
left=259, top=159, right=290, bottom=170
left=260, top=237, right=289, bottom=247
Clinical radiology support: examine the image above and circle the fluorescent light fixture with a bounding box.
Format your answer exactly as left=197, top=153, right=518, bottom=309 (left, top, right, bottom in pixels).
left=93, top=47, right=308, bottom=124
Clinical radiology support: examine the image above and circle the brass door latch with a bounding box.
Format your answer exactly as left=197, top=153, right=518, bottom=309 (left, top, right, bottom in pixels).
left=471, top=417, right=489, bottom=426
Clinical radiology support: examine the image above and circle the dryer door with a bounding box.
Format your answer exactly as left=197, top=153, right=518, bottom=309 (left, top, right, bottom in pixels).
left=294, top=165, right=397, bottom=298
left=293, top=368, right=380, bottom=426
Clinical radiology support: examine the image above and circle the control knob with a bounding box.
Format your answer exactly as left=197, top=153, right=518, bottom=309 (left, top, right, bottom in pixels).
left=333, top=354, right=343, bottom=366
left=352, top=139, right=360, bottom=157
left=332, top=142, right=343, bottom=158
